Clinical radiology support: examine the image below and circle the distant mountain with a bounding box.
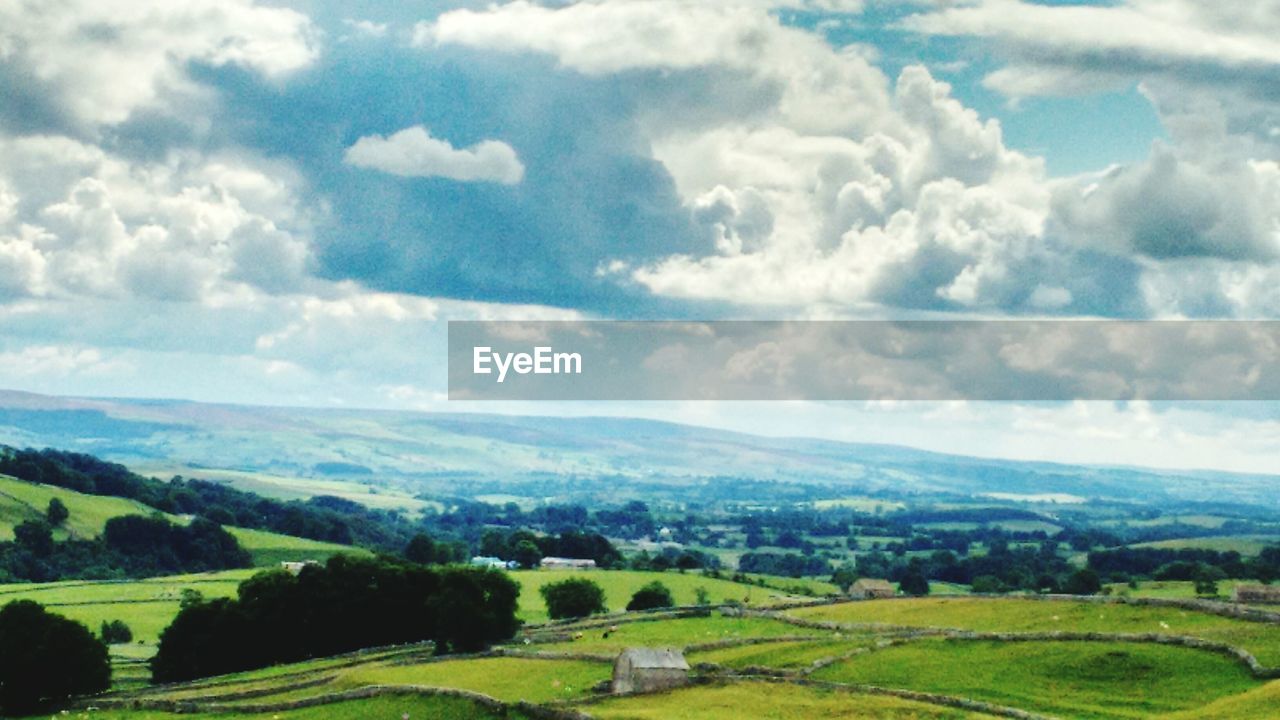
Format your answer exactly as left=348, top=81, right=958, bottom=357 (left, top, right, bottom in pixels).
left=0, top=389, right=1276, bottom=508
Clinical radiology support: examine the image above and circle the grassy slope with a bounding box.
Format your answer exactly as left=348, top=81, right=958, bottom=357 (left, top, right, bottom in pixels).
left=811, top=638, right=1258, bottom=719
left=0, top=473, right=361, bottom=566
left=0, top=474, right=162, bottom=541
left=789, top=597, right=1280, bottom=665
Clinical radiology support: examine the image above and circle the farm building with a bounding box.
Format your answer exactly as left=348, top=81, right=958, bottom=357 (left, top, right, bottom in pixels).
left=541, top=557, right=597, bottom=571
left=611, top=648, right=690, bottom=694
left=849, top=578, right=896, bottom=599
left=280, top=560, right=320, bottom=576
left=470, top=556, right=515, bottom=569
left=1233, top=584, right=1280, bottom=604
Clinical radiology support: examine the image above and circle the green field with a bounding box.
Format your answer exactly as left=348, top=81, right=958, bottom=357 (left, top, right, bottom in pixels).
left=588, top=681, right=1001, bottom=719
left=0, top=474, right=163, bottom=541
left=2, top=586, right=1277, bottom=719
left=689, top=638, right=861, bottom=669
left=533, top=613, right=825, bottom=653
left=1131, top=535, right=1280, bottom=555
left=811, top=638, right=1259, bottom=718
left=507, top=570, right=832, bottom=623
left=788, top=597, right=1280, bottom=665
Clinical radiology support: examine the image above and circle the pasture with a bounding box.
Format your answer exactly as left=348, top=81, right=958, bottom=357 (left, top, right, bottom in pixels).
left=787, top=596, right=1280, bottom=665
left=810, top=638, right=1259, bottom=718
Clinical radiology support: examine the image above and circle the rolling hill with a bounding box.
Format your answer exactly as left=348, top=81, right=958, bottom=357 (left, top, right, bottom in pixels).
left=0, top=389, right=1277, bottom=509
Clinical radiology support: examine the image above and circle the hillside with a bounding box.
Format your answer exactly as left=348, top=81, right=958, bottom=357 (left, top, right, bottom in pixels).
left=1, top=390, right=1277, bottom=508
left=0, top=473, right=358, bottom=567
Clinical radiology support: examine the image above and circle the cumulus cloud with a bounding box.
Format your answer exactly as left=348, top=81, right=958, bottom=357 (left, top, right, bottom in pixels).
left=0, top=0, right=317, bottom=128
left=343, top=126, right=525, bottom=185
left=0, top=134, right=314, bottom=302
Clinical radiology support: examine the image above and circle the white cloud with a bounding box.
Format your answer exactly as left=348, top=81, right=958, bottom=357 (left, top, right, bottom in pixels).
left=0, top=134, right=314, bottom=302
left=344, top=126, right=525, bottom=185
left=0, top=0, right=317, bottom=127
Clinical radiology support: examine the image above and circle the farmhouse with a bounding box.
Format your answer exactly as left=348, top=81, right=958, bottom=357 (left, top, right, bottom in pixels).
left=849, top=578, right=896, bottom=599
left=541, top=557, right=597, bottom=571
left=1233, top=584, right=1280, bottom=604
left=611, top=648, right=690, bottom=694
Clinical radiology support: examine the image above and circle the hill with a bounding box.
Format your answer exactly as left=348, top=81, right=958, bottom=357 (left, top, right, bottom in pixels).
left=0, top=473, right=359, bottom=567
left=1, top=390, right=1277, bottom=509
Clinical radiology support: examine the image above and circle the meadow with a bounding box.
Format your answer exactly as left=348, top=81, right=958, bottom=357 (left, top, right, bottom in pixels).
left=810, top=638, right=1259, bottom=718
left=788, top=596, right=1280, bottom=666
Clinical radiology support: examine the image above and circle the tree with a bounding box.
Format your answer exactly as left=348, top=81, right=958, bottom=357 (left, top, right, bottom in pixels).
left=46, top=498, right=70, bottom=526
left=626, top=581, right=674, bottom=611
left=898, top=569, right=930, bottom=597
left=1194, top=565, right=1226, bottom=598
left=540, top=578, right=606, bottom=620
left=0, top=600, right=110, bottom=715
left=831, top=563, right=859, bottom=593
left=13, top=519, right=54, bottom=557
left=1062, top=568, right=1102, bottom=596
left=513, top=540, right=543, bottom=569
left=101, top=619, right=134, bottom=644
left=404, top=533, right=438, bottom=564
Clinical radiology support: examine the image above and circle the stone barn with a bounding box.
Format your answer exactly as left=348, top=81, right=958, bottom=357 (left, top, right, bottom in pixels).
left=849, top=578, right=896, bottom=599
left=1233, top=585, right=1280, bottom=604
left=611, top=648, right=690, bottom=694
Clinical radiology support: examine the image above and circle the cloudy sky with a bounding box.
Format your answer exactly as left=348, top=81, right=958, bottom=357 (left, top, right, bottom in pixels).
left=2, top=0, right=1279, bottom=472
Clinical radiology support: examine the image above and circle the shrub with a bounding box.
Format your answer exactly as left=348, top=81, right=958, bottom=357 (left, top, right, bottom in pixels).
left=540, top=578, right=606, bottom=620
left=626, top=581, right=675, bottom=611
left=0, top=600, right=110, bottom=715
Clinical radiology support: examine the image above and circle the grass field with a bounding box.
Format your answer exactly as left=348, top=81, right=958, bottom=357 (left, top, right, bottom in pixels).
left=811, top=638, right=1260, bottom=718
left=688, top=638, right=862, bottom=669
left=532, top=613, right=825, bottom=653
left=1131, top=535, right=1280, bottom=555
left=788, top=596, right=1280, bottom=665
left=588, top=681, right=1001, bottom=719
left=507, top=570, right=832, bottom=623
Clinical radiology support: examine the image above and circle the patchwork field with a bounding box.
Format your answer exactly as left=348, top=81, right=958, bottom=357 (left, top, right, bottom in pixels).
left=6, top=589, right=1280, bottom=719
left=788, top=596, right=1280, bottom=665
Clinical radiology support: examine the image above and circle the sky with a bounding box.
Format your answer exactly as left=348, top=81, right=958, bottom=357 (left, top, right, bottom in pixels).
left=1, top=0, right=1279, bottom=472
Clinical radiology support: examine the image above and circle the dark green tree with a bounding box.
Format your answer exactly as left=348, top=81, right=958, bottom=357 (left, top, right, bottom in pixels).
left=0, top=601, right=110, bottom=715
left=898, top=569, right=930, bottom=597
left=13, top=519, right=54, bottom=557
left=513, top=540, right=543, bottom=569
left=626, top=581, right=675, bottom=611
left=1062, top=568, right=1102, bottom=595
left=540, top=578, right=606, bottom=620
left=46, top=498, right=70, bottom=526
left=100, top=619, right=134, bottom=644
